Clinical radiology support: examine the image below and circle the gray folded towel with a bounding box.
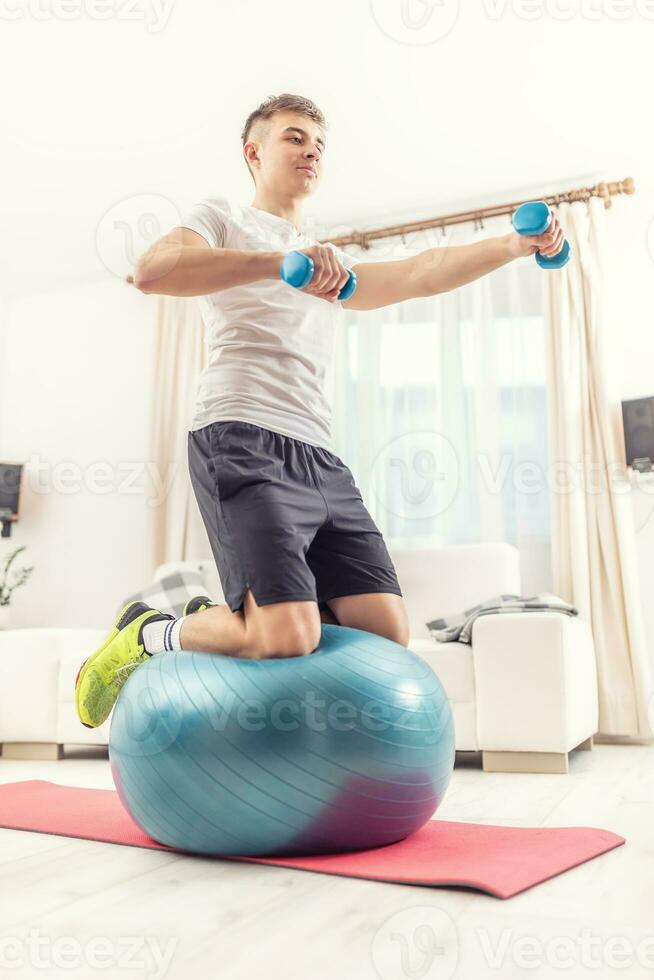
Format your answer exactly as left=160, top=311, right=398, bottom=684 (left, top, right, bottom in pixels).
left=426, top=592, right=578, bottom=645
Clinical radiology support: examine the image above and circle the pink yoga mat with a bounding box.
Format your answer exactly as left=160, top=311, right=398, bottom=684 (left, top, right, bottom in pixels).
left=0, top=780, right=624, bottom=899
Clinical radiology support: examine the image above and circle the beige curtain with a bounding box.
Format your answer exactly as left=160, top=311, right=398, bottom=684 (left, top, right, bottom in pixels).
left=146, top=294, right=210, bottom=573
left=546, top=197, right=654, bottom=737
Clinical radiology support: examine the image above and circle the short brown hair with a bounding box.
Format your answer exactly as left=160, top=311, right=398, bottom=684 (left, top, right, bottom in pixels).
left=241, top=93, right=327, bottom=184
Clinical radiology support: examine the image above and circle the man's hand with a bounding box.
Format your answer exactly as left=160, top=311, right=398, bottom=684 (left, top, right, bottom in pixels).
left=506, top=213, right=566, bottom=261
left=296, top=244, right=351, bottom=303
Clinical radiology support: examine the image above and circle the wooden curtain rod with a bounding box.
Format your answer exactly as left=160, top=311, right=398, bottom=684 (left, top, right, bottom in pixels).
left=326, top=177, right=635, bottom=251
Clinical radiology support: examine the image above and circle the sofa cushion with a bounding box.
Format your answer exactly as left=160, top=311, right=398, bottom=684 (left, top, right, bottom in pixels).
left=390, top=544, right=521, bottom=640
left=409, top=637, right=475, bottom=704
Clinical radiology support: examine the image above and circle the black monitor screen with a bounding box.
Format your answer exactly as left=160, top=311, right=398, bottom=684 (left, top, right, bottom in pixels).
left=0, top=464, right=23, bottom=518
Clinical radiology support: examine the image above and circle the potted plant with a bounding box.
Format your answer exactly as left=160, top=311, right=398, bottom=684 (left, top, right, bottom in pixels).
left=0, top=545, right=34, bottom=629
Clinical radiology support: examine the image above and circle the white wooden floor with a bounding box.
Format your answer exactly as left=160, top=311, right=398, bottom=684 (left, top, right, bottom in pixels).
left=0, top=741, right=652, bottom=980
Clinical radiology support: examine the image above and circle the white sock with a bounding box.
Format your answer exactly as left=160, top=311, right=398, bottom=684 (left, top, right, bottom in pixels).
left=142, top=617, right=185, bottom=654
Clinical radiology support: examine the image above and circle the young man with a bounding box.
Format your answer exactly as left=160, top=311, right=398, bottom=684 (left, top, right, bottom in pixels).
left=75, top=93, right=565, bottom=729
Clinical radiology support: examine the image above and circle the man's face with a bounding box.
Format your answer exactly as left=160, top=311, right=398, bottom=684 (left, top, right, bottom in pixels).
left=247, top=111, right=325, bottom=196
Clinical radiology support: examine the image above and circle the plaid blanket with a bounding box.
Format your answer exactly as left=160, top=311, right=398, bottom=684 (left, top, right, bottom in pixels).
left=426, top=593, right=578, bottom=645
left=117, top=569, right=208, bottom=620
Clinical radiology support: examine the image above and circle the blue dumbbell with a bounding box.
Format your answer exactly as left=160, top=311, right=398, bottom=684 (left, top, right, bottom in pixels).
left=512, top=201, right=571, bottom=270
left=280, top=250, right=358, bottom=300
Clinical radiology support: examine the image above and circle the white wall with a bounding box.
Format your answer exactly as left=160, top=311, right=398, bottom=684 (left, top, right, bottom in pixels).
left=0, top=280, right=156, bottom=628
left=2, top=8, right=651, bottom=300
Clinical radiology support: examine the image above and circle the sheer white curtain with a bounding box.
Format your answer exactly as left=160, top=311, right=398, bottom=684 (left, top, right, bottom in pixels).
left=146, top=294, right=209, bottom=573
left=546, top=198, right=653, bottom=737
left=330, top=215, right=552, bottom=593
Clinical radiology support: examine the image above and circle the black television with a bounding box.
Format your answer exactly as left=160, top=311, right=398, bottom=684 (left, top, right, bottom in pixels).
left=0, top=463, right=23, bottom=538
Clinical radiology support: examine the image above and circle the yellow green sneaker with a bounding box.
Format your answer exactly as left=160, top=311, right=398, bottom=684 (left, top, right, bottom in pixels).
left=75, top=601, right=173, bottom=729
left=182, top=595, right=216, bottom=616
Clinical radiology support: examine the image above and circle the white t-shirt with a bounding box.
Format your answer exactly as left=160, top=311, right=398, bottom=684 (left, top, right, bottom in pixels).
left=179, top=197, right=358, bottom=451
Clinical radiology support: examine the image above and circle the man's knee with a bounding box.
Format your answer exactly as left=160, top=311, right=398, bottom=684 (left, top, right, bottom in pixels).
left=387, top=611, right=410, bottom=647
left=243, top=595, right=322, bottom=659
left=393, top=625, right=411, bottom=647
left=260, top=620, right=321, bottom=658
left=366, top=622, right=409, bottom=647
left=329, top=593, right=410, bottom=648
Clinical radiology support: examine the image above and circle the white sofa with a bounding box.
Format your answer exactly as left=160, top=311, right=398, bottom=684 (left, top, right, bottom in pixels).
left=0, top=543, right=598, bottom=773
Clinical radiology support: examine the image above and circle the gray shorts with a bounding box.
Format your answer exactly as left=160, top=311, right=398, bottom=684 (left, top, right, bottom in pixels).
left=187, top=420, right=402, bottom=614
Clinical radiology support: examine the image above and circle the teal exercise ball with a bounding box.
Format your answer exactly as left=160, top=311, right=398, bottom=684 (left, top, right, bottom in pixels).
left=109, top=624, right=455, bottom=857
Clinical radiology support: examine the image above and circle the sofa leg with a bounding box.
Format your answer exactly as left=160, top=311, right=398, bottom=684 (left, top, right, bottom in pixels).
left=578, top=736, right=594, bottom=751
left=1, top=742, right=64, bottom=761
left=482, top=750, right=569, bottom=774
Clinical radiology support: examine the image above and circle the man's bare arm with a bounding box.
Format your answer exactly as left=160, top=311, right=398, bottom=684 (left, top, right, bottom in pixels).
left=342, top=236, right=514, bottom=312
left=412, top=235, right=516, bottom=298
left=132, top=227, right=284, bottom=297
left=342, top=217, right=566, bottom=312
